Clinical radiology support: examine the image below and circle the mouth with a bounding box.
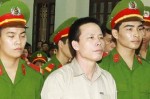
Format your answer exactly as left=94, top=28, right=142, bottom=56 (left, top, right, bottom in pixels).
left=94, top=49, right=103, bottom=53
left=14, top=48, right=23, bottom=50
left=131, top=40, right=141, bottom=43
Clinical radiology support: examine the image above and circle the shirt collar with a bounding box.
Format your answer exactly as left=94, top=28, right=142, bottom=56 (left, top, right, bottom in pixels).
left=70, top=58, right=103, bottom=81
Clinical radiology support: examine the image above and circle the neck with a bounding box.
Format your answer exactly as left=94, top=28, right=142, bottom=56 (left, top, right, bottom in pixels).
left=56, top=51, right=70, bottom=65
left=116, top=46, right=135, bottom=70
left=76, top=55, right=96, bottom=80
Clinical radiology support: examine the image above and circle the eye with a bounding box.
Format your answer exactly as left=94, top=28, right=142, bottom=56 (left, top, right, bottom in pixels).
left=126, top=28, right=132, bottom=31
left=8, top=34, right=14, bottom=38
left=20, top=33, right=26, bottom=38
left=88, top=36, right=94, bottom=39
left=98, top=36, right=103, bottom=40
left=145, top=28, right=150, bottom=32
left=138, top=27, right=145, bottom=31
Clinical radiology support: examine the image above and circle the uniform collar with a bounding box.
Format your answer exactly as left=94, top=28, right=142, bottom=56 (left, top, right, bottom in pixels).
left=0, top=59, right=26, bottom=76
left=111, top=48, right=142, bottom=64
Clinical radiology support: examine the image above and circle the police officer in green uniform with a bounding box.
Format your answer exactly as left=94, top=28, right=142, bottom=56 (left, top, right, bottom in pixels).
left=99, top=0, right=150, bottom=99
left=136, top=6, right=150, bottom=62
left=42, top=17, right=78, bottom=79
left=0, top=0, right=43, bottom=99
left=29, top=51, right=48, bottom=74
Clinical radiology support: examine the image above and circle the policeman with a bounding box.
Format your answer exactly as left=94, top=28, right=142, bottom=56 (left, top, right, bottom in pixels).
left=137, top=6, right=150, bottom=62
left=0, top=0, right=43, bottom=99
left=42, top=17, right=78, bottom=79
left=29, top=51, right=48, bottom=73
left=99, top=0, right=150, bottom=99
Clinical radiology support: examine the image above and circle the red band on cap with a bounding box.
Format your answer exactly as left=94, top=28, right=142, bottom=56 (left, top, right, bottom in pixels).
left=32, top=57, right=47, bottom=63
left=54, top=27, right=70, bottom=43
left=0, top=13, right=26, bottom=26
left=111, top=8, right=142, bottom=29
left=144, top=17, right=150, bottom=23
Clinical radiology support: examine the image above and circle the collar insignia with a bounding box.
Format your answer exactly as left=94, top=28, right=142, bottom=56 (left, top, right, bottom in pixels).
left=22, top=64, right=26, bottom=75
left=0, top=65, right=3, bottom=76
left=11, top=7, right=21, bottom=16
left=113, top=53, right=120, bottom=63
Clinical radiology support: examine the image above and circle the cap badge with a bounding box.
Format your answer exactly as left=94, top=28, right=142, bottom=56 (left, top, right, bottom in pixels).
left=128, top=1, right=137, bottom=9
left=144, top=10, right=150, bottom=18
left=11, top=7, right=21, bottom=16
left=37, top=53, right=42, bottom=57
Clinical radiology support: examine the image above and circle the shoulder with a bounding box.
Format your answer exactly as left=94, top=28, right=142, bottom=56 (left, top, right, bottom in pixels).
left=45, top=63, right=73, bottom=82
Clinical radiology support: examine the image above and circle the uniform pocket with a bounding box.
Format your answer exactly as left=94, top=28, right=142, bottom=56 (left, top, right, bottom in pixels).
left=117, top=83, right=128, bottom=99
left=140, top=84, right=150, bottom=99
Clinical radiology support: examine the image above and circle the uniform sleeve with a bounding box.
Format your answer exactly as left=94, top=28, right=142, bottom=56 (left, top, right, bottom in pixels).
left=41, top=72, right=64, bottom=99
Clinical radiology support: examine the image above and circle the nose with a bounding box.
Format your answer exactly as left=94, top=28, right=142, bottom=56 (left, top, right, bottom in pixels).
left=96, top=38, right=104, bottom=47
left=15, top=36, right=21, bottom=45
left=133, top=30, right=140, bottom=37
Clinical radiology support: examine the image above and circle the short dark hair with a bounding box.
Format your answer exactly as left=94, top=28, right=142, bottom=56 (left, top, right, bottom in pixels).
left=68, top=17, right=100, bottom=57
left=101, top=22, right=111, bottom=36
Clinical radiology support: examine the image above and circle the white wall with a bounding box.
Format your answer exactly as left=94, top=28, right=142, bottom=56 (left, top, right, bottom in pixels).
left=22, top=0, right=34, bottom=45
left=55, top=0, right=89, bottom=30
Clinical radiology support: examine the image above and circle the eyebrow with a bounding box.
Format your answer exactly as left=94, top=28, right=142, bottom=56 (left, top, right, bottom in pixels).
left=7, top=31, right=26, bottom=34
left=123, top=24, right=143, bottom=28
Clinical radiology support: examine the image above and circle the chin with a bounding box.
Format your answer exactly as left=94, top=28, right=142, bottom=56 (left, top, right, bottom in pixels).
left=93, top=56, right=103, bottom=61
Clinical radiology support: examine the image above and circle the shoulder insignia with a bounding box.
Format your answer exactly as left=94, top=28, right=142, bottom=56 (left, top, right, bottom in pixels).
left=136, top=55, right=142, bottom=64
left=22, top=64, right=26, bottom=75
left=0, top=65, right=3, bottom=76
left=28, top=63, right=41, bottom=73
left=45, top=64, right=55, bottom=72
left=102, top=52, right=109, bottom=58
left=113, top=53, right=120, bottom=63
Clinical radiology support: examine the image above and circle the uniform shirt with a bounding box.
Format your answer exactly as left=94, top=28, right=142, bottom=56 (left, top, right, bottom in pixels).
left=0, top=59, right=44, bottom=99
left=41, top=58, right=117, bottom=99
left=99, top=48, right=150, bottom=99
left=145, top=46, right=150, bottom=62
left=42, top=55, right=62, bottom=79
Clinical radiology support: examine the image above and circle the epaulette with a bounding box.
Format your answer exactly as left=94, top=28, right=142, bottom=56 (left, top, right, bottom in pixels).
left=102, top=52, right=109, bottom=58
left=45, top=63, right=55, bottom=72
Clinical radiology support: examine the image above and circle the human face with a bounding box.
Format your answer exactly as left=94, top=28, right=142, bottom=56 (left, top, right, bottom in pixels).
left=73, top=23, right=105, bottom=61
left=103, top=33, right=116, bottom=52
left=0, top=27, right=27, bottom=58
left=142, top=25, right=150, bottom=45
left=113, top=21, right=144, bottom=50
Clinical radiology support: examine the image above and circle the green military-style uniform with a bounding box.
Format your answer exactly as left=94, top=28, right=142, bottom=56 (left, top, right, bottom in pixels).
left=99, top=0, right=150, bottom=99
left=0, top=59, right=43, bottom=99
left=139, top=46, right=150, bottom=63
left=99, top=49, right=150, bottom=99
left=42, top=55, right=62, bottom=79
left=0, top=0, right=44, bottom=99
left=42, top=17, right=78, bottom=79
left=146, top=46, right=150, bottom=61
left=142, top=6, right=150, bottom=63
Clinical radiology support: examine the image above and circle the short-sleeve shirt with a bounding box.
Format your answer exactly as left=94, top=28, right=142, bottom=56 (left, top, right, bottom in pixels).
left=41, top=58, right=117, bottom=99
left=0, top=59, right=44, bottom=99
left=99, top=48, right=150, bottom=99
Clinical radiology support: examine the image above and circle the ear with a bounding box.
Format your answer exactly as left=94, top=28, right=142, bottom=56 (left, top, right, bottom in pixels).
left=72, top=40, right=79, bottom=51
left=112, top=29, right=118, bottom=39
left=57, top=40, right=63, bottom=49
